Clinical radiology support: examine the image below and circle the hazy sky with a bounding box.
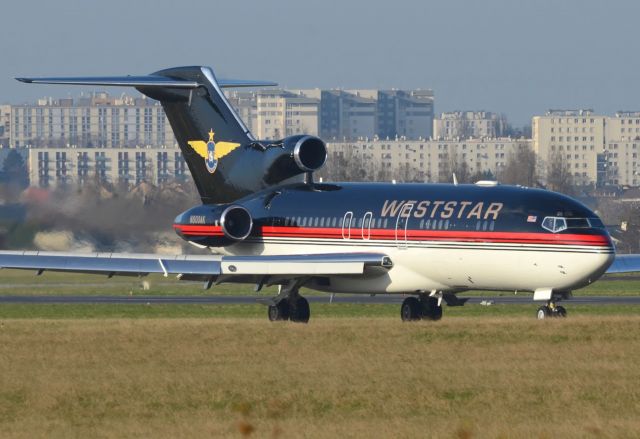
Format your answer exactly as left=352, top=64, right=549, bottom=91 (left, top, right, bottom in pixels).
left=1, top=0, right=639, bottom=126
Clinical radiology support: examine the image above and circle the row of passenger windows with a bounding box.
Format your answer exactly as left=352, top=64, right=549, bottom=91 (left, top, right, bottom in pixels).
left=417, top=218, right=496, bottom=231
left=275, top=216, right=496, bottom=232
left=281, top=217, right=389, bottom=228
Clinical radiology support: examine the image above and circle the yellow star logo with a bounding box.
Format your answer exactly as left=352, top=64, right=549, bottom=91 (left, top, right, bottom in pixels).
left=187, top=130, right=241, bottom=162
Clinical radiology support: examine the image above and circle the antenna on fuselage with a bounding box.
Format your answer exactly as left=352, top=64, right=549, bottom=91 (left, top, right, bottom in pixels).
left=452, top=173, right=458, bottom=186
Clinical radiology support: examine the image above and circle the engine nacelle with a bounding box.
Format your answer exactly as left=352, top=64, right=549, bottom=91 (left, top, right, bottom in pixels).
left=220, top=205, right=253, bottom=241
left=173, top=204, right=253, bottom=247
left=263, top=135, right=327, bottom=185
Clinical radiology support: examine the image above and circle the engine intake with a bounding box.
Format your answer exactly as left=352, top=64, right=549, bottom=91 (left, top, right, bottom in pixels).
left=293, top=136, right=327, bottom=172
left=220, top=205, right=253, bottom=240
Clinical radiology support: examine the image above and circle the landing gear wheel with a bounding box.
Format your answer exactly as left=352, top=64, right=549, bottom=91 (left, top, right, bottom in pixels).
left=555, top=305, right=567, bottom=317
left=289, top=296, right=310, bottom=323
left=268, top=300, right=290, bottom=321
left=401, top=297, right=422, bottom=321
left=537, top=306, right=550, bottom=320
left=421, top=297, right=443, bottom=321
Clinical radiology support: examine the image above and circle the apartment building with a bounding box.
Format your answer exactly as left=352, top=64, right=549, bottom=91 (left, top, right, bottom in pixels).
left=28, top=146, right=188, bottom=188
left=433, top=111, right=506, bottom=140
left=604, top=112, right=640, bottom=186
left=532, top=110, right=605, bottom=186
left=326, top=138, right=530, bottom=182
left=10, top=93, right=176, bottom=149
left=254, top=90, right=320, bottom=140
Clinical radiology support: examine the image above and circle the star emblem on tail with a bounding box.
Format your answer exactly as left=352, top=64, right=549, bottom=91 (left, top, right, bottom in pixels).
left=187, top=130, right=241, bottom=174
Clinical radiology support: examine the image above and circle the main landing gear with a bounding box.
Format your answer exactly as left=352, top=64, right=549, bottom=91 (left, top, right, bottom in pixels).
left=401, top=294, right=443, bottom=322
left=267, top=282, right=310, bottom=323
left=536, top=300, right=567, bottom=320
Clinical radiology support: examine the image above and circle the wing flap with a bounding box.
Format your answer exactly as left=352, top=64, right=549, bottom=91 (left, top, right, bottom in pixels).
left=0, top=251, right=391, bottom=278
left=0, top=251, right=221, bottom=276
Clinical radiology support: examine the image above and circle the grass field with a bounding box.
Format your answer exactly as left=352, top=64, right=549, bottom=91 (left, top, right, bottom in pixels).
left=2, top=270, right=640, bottom=437
left=1, top=316, right=640, bottom=438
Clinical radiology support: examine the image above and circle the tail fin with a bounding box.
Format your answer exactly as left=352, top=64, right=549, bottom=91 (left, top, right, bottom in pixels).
left=17, top=66, right=280, bottom=204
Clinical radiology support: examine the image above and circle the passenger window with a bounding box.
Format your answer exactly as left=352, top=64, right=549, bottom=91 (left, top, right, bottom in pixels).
left=444, top=220, right=450, bottom=230
left=320, top=217, right=325, bottom=227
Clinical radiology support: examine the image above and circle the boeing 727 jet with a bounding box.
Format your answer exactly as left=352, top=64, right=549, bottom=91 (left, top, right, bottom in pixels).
left=2, top=66, right=638, bottom=322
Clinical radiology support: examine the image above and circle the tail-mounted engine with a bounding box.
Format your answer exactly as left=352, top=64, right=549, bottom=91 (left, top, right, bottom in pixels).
left=173, top=204, right=254, bottom=247
left=260, top=135, right=327, bottom=185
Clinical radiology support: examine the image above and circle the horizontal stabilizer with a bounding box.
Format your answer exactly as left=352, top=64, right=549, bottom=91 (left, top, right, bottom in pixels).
left=16, top=75, right=277, bottom=89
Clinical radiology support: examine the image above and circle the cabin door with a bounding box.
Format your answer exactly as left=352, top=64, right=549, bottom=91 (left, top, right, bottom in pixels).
left=395, top=203, right=414, bottom=249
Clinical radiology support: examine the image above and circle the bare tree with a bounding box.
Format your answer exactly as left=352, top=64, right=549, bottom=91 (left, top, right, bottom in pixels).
left=500, top=145, right=537, bottom=187
left=546, top=152, right=575, bottom=195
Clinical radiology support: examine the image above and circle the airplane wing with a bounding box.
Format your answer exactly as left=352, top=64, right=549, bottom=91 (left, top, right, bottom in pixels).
left=0, top=251, right=392, bottom=284
left=605, top=254, right=640, bottom=274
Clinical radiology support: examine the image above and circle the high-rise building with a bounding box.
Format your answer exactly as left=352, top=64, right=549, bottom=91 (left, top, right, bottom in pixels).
left=10, top=93, right=175, bottom=149
left=603, top=112, right=640, bottom=186
left=28, top=145, right=188, bottom=188
left=0, top=105, right=11, bottom=146
left=376, top=90, right=434, bottom=140
left=315, top=89, right=377, bottom=141
left=532, top=110, right=605, bottom=186
left=433, top=111, right=507, bottom=140
left=254, top=90, right=319, bottom=140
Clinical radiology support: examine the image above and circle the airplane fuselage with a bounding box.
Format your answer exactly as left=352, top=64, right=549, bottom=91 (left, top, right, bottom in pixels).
left=174, top=182, right=614, bottom=295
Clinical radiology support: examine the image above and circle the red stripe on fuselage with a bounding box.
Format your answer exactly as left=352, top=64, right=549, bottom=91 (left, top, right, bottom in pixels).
left=173, top=224, right=611, bottom=247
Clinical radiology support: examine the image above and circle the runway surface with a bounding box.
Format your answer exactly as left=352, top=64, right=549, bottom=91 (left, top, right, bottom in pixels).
left=1, top=294, right=640, bottom=305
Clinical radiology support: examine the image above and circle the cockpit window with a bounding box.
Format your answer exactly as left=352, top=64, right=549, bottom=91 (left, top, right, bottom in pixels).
left=588, top=218, right=605, bottom=229
left=542, top=216, right=604, bottom=232
left=542, top=217, right=567, bottom=233
left=565, top=218, right=590, bottom=228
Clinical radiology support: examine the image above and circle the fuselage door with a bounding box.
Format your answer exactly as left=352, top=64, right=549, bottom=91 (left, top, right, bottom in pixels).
left=395, top=203, right=414, bottom=249
left=362, top=211, right=373, bottom=240
left=342, top=211, right=354, bottom=239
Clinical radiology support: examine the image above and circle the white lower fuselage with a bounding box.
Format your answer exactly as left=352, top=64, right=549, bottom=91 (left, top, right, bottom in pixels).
left=214, top=236, right=615, bottom=295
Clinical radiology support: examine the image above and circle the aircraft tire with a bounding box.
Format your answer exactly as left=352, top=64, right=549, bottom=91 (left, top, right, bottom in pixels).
left=555, top=305, right=567, bottom=318
left=401, top=297, right=422, bottom=321
left=289, top=296, right=310, bottom=323
left=268, top=300, right=290, bottom=321
left=421, top=297, right=443, bottom=321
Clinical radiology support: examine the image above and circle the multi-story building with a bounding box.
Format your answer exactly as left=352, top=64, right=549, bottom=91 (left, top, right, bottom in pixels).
left=532, top=110, right=605, bottom=186
left=433, top=111, right=506, bottom=140
left=376, top=90, right=434, bottom=140
left=225, top=90, right=257, bottom=134
left=603, top=112, right=640, bottom=186
left=324, top=138, right=530, bottom=182
left=253, top=90, right=320, bottom=140
left=0, top=105, right=11, bottom=146
left=28, top=146, right=188, bottom=188
left=10, top=93, right=176, bottom=149
left=314, top=89, right=377, bottom=141
left=225, top=88, right=434, bottom=141
left=27, top=139, right=530, bottom=188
